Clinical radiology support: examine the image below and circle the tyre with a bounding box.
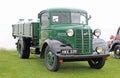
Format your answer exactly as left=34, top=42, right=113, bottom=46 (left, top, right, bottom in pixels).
left=88, top=57, right=105, bottom=69
left=45, top=45, right=60, bottom=71
left=35, top=48, right=40, bottom=54
left=114, top=45, right=120, bottom=59
left=17, top=38, right=30, bottom=59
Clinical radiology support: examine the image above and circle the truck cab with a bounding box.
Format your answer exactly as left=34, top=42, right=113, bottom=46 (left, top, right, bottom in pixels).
left=12, top=8, right=109, bottom=71
left=108, top=27, right=120, bottom=58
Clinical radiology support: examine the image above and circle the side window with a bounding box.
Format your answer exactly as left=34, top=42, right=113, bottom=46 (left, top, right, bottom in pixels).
left=41, top=13, right=49, bottom=26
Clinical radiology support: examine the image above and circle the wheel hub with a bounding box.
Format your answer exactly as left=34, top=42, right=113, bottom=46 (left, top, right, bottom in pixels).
left=47, top=51, right=54, bottom=66
left=116, top=49, right=120, bottom=55
left=18, top=44, right=22, bottom=57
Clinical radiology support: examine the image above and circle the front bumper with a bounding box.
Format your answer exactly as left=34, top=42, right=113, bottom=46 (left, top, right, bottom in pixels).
left=56, top=53, right=110, bottom=60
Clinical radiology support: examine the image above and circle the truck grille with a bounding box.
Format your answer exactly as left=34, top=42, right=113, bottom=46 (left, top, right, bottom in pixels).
left=75, top=29, right=92, bottom=55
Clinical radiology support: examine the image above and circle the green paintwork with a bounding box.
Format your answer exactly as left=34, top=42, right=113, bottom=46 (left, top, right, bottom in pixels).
left=40, top=25, right=52, bottom=49
left=39, top=8, right=92, bottom=55
left=42, top=8, right=87, bottom=14
left=13, top=8, right=92, bottom=55
left=46, top=50, right=55, bottom=66
left=51, top=24, right=92, bottom=54
left=32, top=22, right=40, bottom=46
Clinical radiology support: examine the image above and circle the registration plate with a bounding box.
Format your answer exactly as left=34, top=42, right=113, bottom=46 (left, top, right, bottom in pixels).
left=61, top=49, right=77, bottom=55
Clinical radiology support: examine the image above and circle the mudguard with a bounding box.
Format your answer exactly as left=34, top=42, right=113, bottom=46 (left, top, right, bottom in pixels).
left=44, top=38, right=109, bottom=56
left=93, top=38, right=109, bottom=54
left=109, top=40, right=120, bottom=51
left=45, top=39, right=72, bottom=55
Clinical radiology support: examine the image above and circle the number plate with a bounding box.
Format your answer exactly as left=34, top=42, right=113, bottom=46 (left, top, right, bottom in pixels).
left=61, top=49, right=77, bottom=55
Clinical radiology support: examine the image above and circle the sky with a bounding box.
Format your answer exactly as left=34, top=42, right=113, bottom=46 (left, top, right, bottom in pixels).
left=0, top=0, right=120, bottom=49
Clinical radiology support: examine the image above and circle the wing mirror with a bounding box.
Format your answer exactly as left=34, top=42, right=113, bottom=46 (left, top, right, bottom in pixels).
left=88, top=15, right=92, bottom=20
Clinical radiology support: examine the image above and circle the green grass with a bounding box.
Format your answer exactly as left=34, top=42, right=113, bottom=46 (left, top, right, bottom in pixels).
left=0, top=49, right=120, bottom=78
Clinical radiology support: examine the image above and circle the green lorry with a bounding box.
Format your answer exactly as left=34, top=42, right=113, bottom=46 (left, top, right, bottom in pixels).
left=12, top=8, right=109, bottom=71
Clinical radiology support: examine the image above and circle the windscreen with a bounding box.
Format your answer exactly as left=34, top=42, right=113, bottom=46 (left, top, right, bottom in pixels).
left=51, top=12, right=87, bottom=24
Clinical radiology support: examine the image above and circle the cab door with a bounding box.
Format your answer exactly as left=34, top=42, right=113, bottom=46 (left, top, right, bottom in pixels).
left=39, top=12, right=50, bottom=50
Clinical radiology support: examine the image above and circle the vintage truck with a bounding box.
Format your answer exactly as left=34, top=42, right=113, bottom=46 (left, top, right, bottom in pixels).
left=107, top=27, right=120, bottom=59
left=12, top=8, right=109, bottom=71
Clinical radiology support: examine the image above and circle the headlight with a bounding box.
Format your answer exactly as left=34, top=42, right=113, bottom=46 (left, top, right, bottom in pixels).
left=66, top=29, right=74, bottom=36
left=96, top=47, right=103, bottom=53
left=93, top=29, right=101, bottom=37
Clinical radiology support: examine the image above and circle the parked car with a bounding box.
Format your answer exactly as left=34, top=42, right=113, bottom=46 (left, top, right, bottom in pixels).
left=107, top=27, right=120, bottom=59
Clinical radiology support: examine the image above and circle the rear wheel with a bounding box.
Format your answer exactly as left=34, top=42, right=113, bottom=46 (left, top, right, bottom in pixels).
left=17, top=38, right=30, bottom=59
left=88, top=57, right=105, bottom=69
left=35, top=48, right=40, bottom=54
left=45, top=45, right=60, bottom=71
left=114, top=45, right=120, bottom=59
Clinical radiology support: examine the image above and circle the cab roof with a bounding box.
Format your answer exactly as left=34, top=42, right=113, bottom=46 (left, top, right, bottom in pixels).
left=46, top=8, right=87, bottom=13
left=38, top=8, right=87, bottom=18
left=39, top=8, right=87, bottom=14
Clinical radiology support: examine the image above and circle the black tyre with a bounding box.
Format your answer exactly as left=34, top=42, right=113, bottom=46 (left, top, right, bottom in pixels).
left=35, top=48, right=40, bottom=54
left=17, top=38, right=30, bottom=59
left=88, top=57, right=105, bottom=69
left=45, top=45, right=60, bottom=71
left=114, top=45, right=120, bottom=59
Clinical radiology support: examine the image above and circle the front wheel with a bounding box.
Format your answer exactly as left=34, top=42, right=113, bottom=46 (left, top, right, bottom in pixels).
left=114, top=45, right=120, bottom=59
left=45, top=46, right=60, bottom=71
left=88, top=57, right=105, bottom=69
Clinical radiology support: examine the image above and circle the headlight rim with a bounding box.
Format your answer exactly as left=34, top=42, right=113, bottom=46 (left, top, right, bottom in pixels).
left=66, top=29, right=74, bottom=37
left=93, top=29, right=101, bottom=37
left=96, top=46, right=103, bottom=53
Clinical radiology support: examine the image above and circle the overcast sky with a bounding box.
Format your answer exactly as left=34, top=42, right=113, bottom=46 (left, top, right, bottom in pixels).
left=0, top=0, right=120, bottom=49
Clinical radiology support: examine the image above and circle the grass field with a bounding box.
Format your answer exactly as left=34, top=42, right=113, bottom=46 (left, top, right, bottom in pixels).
left=0, top=49, right=120, bottom=78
